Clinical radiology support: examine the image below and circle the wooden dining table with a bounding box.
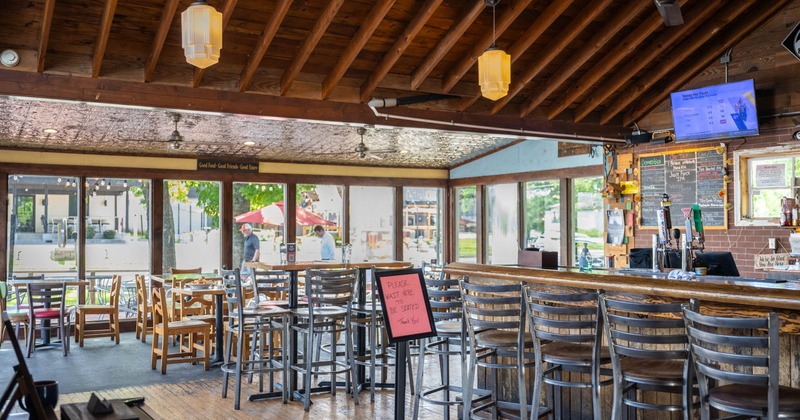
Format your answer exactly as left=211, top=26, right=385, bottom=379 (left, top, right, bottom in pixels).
left=149, top=273, right=225, bottom=365
left=244, top=260, right=413, bottom=402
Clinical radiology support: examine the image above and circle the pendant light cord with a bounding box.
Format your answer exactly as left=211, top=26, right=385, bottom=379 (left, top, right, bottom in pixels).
left=492, top=2, right=497, bottom=47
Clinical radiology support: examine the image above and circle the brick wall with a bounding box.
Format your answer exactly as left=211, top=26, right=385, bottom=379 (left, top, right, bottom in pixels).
left=630, top=127, right=795, bottom=279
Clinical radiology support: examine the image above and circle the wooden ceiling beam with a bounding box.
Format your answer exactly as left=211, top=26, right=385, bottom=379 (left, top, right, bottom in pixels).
left=601, top=0, right=755, bottom=124
left=410, top=0, right=485, bottom=91
left=518, top=0, right=649, bottom=118
left=144, top=0, right=180, bottom=83
left=441, top=0, right=533, bottom=94
left=36, top=0, right=56, bottom=72
left=192, top=0, right=240, bottom=88
left=546, top=3, right=674, bottom=121
left=573, top=0, right=724, bottom=123
left=321, top=0, right=395, bottom=100
left=359, top=0, right=443, bottom=103
left=624, top=0, right=791, bottom=126
left=458, top=0, right=575, bottom=112
left=280, top=0, right=344, bottom=96
left=239, top=0, right=293, bottom=92
left=0, top=70, right=626, bottom=141
left=92, top=0, right=118, bottom=78
left=489, top=0, right=614, bottom=115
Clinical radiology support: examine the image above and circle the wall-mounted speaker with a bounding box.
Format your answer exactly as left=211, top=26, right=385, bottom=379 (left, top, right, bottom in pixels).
left=626, top=132, right=651, bottom=145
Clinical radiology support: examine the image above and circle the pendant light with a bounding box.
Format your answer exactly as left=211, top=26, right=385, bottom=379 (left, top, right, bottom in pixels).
left=181, top=1, right=223, bottom=69
left=478, top=0, right=510, bottom=101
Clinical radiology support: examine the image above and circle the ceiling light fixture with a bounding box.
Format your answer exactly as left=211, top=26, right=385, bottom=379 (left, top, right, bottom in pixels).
left=243, top=141, right=256, bottom=146
left=43, top=128, right=58, bottom=134
left=478, top=0, right=510, bottom=101
left=181, top=0, right=222, bottom=69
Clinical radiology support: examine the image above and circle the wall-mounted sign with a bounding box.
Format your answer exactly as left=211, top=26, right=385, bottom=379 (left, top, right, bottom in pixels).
left=197, top=160, right=258, bottom=172
left=754, top=253, right=790, bottom=270
left=782, top=22, right=800, bottom=61
left=374, top=268, right=436, bottom=344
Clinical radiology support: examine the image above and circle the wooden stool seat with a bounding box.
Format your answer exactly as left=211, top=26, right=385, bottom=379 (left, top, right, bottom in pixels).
left=75, top=275, right=121, bottom=347
left=619, top=358, right=685, bottom=382
left=709, top=384, right=800, bottom=413
left=474, top=329, right=534, bottom=348
left=541, top=341, right=611, bottom=363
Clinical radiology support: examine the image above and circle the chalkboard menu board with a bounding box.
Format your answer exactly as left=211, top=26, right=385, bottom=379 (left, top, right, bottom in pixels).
left=639, top=146, right=726, bottom=229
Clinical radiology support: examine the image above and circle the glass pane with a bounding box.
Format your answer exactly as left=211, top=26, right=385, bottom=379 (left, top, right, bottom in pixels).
left=525, top=180, right=560, bottom=255
left=572, top=177, right=604, bottom=267
left=456, top=186, right=477, bottom=263
left=85, top=178, right=150, bottom=277
left=163, top=180, right=221, bottom=273
left=403, top=187, right=443, bottom=266
left=349, top=186, right=394, bottom=262
left=752, top=188, right=791, bottom=218
left=749, top=157, right=791, bottom=188
left=297, top=184, right=343, bottom=262
left=7, top=175, right=79, bottom=278
left=232, top=182, right=285, bottom=269
left=486, top=183, right=519, bottom=265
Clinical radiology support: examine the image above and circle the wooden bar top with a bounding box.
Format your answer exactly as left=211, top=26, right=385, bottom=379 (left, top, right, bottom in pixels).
left=245, top=261, right=412, bottom=271
left=444, top=262, right=800, bottom=311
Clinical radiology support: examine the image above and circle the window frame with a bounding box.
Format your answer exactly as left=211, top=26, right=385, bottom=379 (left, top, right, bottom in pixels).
left=734, top=144, right=800, bottom=226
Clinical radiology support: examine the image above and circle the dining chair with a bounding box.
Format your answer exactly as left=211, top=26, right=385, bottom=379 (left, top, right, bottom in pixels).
left=601, top=296, right=697, bottom=420
left=26, top=282, right=71, bottom=357
left=134, top=274, right=152, bottom=343
left=0, top=282, right=29, bottom=350
left=150, top=286, right=211, bottom=374
left=683, top=306, right=800, bottom=419
left=74, top=275, right=121, bottom=347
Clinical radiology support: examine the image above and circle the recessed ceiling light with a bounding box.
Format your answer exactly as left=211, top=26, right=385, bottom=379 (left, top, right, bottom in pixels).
left=43, top=128, right=58, bottom=134
left=400, top=149, right=409, bottom=154
left=243, top=141, right=256, bottom=146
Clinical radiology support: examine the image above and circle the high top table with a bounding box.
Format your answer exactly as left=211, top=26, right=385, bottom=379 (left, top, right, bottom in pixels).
left=245, top=260, right=413, bottom=402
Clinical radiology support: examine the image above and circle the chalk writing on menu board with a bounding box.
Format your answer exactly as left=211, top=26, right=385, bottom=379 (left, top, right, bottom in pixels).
left=374, top=270, right=436, bottom=344
left=639, top=147, right=726, bottom=229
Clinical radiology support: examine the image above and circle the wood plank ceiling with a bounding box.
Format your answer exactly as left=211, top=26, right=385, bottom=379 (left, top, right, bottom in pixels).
left=0, top=0, right=792, bottom=168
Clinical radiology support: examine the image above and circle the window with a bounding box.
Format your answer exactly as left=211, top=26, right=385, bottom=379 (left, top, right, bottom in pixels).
left=735, top=147, right=800, bottom=226
left=350, top=186, right=394, bottom=262
left=163, top=180, right=221, bottom=273
left=455, top=186, right=477, bottom=263
left=297, top=184, right=343, bottom=261
left=486, top=183, right=518, bottom=265
left=403, top=187, right=443, bottom=267
left=525, top=180, right=560, bottom=255
left=86, top=178, right=151, bottom=279
left=232, top=182, right=285, bottom=266
left=572, top=176, right=604, bottom=267
left=7, top=175, right=79, bottom=278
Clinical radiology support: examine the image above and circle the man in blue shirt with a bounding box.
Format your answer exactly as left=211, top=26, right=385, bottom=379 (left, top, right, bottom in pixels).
left=240, top=223, right=260, bottom=279
left=314, top=225, right=335, bottom=260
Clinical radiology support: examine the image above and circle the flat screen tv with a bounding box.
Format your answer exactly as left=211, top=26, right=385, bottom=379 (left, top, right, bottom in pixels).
left=670, top=79, right=759, bottom=142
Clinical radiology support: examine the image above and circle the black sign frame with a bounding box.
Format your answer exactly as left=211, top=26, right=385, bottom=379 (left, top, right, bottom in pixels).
left=373, top=268, right=437, bottom=344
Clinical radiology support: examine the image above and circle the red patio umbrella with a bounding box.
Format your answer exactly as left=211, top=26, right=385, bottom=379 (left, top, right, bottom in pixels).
left=234, top=202, right=335, bottom=226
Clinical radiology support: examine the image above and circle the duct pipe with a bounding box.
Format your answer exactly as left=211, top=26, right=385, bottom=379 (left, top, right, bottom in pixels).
left=367, top=103, right=627, bottom=144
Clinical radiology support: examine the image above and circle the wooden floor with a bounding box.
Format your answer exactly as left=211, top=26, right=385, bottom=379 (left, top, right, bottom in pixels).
left=57, top=377, right=446, bottom=419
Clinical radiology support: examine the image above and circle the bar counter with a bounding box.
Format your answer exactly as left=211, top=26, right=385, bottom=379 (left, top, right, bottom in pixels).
left=444, top=263, right=800, bottom=417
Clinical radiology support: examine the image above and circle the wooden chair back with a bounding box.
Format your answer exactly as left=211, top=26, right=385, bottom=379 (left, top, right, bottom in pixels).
left=108, top=275, right=122, bottom=310
left=151, top=287, right=168, bottom=330
left=169, top=267, right=202, bottom=274
left=135, top=274, right=150, bottom=341
left=28, top=282, right=67, bottom=320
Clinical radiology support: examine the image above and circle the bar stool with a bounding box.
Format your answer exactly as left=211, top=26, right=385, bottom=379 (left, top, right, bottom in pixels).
left=460, top=280, right=535, bottom=420
left=221, top=269, right=289, bottom=409
left=412, top=267, right=467, bottom=420
left=601, top=297, right=697, bottom=420
left=290, top=268, right=360, bottom=411
left=523, top=286, right=612, bottom=420
left=683, top=306, right=800, bottom=419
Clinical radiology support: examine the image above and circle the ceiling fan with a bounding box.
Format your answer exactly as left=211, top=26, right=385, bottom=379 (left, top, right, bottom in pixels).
left=654, top=0, right=683, bottom=27
left=138, top=113, right=229, bottom=150
left=320, top=127, right=398, bottom=160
